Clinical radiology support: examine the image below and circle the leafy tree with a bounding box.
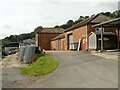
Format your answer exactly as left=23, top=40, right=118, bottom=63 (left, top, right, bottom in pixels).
left=54, top=25, right=60, bottom=28
left=78, top=16, right=84, bottom=20
left=34, top=26, right=43, bottom=33
left=60, top=24, right=67, bottom=29
left=112, top=10, right=120, bottom=18
left=60, top=20, right=74, bottom=29
left=84, top=16, right=89, bottom=19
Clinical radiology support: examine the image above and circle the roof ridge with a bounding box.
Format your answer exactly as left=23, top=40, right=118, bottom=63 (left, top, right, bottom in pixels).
left=65, top=14, right=100, bottom=31
left=65, top=13, right=109, bottom=32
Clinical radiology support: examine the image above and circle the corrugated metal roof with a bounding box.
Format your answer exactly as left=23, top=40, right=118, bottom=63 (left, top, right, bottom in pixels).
left=92, top=17, right=120, bottom=27
left=51, top=34, right=65, bottom=41
left=92, top=32, right=116, bottom=35
left=65, top=14, right=110, bottom=32
left=37, top=27, right=64, bottom=34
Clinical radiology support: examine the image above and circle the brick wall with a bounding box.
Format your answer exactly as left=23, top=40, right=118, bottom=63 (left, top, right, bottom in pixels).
left=87, top=24, right=96, bottom=36
left=50, top=40, right=56, bottom=50
left=64, top=25, right=92, bottom=50
left=64, top=26, right=120, bottom=51
left=60, top=38, right=65, bottom=50
left=73, top=25, right=88, bottom=43
left=64, top=31, right=73, bottom=50
left=50, top=38, right=65, bottom=50
left=36, top=33, right=60, bottom=50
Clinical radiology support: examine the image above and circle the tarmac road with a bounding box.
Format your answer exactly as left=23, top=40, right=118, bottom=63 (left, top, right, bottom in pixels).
left=2, top=51, right=118, bottom=88
left=28, top=51, right=118, bottom=88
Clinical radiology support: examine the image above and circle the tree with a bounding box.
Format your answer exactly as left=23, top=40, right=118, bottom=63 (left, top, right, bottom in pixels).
left=54, top=25, right=60, bottom=28
left=112, top=10, right=120, bottom=18
left=78, top=16, right=84, bottom=20
left=84, top=16, right=89, bottom=19
left=66, top=20, right=74, bottom=28
left=60, top=20, right=74, bottom=29
left=34, top=26, right=43, bottom=33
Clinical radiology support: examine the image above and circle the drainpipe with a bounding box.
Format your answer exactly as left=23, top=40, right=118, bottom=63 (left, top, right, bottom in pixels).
left=101, top=26, right=104, bottom=52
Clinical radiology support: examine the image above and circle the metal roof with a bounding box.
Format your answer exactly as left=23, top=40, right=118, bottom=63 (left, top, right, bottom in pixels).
left=51, top=34, right=65, bottom=41
left=65, top=14, right=110, bottom=32
left=37, top=27, right=64, bottom=34
left=92, top=17, right=120, bottom=27
left=92, top=32, right=116, bottom=35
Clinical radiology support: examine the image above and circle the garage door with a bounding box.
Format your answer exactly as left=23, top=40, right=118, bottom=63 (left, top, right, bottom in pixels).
left=68, top=34, right=73, bottom=50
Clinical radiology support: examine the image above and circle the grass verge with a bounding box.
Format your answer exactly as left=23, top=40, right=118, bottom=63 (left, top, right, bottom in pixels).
left=21, top=54, right=59, bottom=76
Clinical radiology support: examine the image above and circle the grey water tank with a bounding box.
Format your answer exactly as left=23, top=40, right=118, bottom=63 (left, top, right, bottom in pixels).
left=31, top=46, right=35, bottom=61
left=18, top=46, right=25, bottom=61
left=24, top=46, right=35, bottom=64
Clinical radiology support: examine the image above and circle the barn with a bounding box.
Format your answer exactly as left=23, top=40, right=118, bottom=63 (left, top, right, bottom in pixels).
left=35, top=27, right=64, bottom=50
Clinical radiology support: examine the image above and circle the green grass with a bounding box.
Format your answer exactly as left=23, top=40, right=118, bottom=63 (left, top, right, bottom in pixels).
left=21, top=54, right=59, bottom=76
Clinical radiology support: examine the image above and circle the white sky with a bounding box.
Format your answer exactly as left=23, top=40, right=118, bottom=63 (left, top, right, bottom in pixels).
left=0, top=0, right=119, bottom=39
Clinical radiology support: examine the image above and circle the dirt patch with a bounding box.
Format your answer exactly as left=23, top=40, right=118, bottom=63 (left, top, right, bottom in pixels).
left=2, top=54, right=51, bottom=88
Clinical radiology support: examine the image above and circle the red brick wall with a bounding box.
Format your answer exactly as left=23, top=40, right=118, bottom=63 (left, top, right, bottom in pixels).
left=64, top=31, right=73, bottom=50
left=87, top=24, right=96, bottom=36
left=73, top=25, right=88, bottom=43
left=36, top=33, right=60, bottom=50
left=64, top=25, right=90, bottom=50
left=50, top=40, right=56, bottom=50
left=64, top=25, right=120, bottom=50
left=60, top=38, right=65, bottom=50
left=50, top=38, right=65, bottom=50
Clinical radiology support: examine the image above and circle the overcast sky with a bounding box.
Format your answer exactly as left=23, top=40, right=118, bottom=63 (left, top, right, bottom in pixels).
left=0, top=0, right=119, bottom=39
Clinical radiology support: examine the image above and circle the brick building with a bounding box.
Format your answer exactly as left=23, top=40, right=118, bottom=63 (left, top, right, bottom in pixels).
left=36, top=14, right=119, bottom=51
left=50, top=34, right=65, bottom=50
left=64, top=14, right=111, bottom=50
left=35, top=27, right=64, bottom=50
left=92, top=17, right=120, bottom=50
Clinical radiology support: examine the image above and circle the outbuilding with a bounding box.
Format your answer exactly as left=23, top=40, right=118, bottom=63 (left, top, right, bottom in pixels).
left=64, top=14, right=110, bottom=51
left=35, top=27, right=64, bottom=50
left=92, top=17, right=120, bottom=51
left=50, top=34, right=65, bottom=50
left=88, top=32, right=118, bottom=50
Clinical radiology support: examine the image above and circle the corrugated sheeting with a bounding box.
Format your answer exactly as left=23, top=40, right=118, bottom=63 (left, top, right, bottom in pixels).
left=19, top=45, right=35, bottom=64
left=18, top=46, right=25, bottom=61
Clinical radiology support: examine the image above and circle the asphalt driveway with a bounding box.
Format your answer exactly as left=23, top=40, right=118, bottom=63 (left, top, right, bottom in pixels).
left=28, top=51, right=118, bottom=88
